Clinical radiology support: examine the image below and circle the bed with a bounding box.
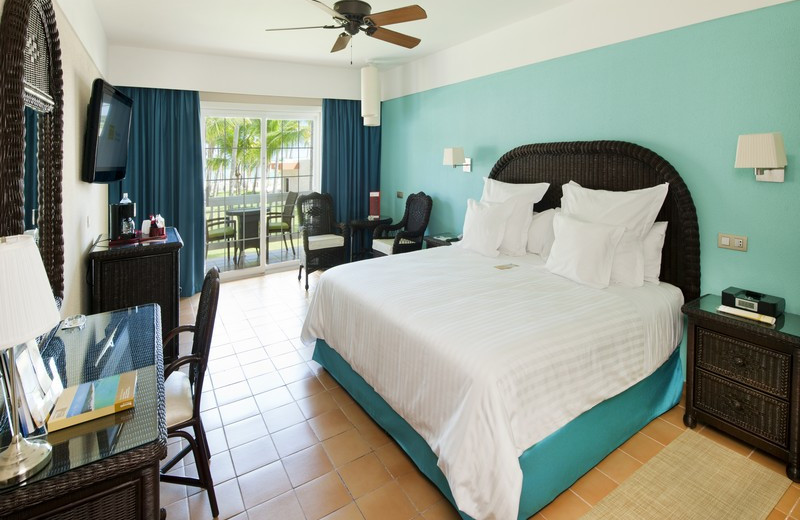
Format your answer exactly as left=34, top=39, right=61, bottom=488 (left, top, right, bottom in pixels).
left=301, top=141, right=700, bottom=520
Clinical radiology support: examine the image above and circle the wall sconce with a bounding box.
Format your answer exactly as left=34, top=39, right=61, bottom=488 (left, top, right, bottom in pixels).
left=734, top=132, right=787, bottom=183
left=361, top=65, right=380, bottom=127
left=443, top=147, right=472, bottom=172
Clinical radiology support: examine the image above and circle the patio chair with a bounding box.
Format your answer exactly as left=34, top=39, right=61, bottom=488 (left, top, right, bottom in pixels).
left=297, top=192, right=349, bottom=290
left=206, top=216, right=237, bottom=264
left=267, top=191, right=297, bottom=256
left=372, top=192, right=432, bottom=256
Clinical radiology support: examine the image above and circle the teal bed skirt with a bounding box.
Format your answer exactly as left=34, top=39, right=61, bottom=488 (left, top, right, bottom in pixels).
left=313, top=340, right=683, bottom=519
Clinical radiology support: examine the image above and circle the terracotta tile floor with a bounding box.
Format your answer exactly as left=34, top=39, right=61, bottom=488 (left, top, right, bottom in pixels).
left=163, top=269, right=799, bottom=520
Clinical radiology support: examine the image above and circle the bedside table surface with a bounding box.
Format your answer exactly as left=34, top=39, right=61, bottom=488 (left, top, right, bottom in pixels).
left=683, top=294, right=800, bottom=343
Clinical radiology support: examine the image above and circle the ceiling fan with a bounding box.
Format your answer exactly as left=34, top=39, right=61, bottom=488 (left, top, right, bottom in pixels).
left=266, top=0, right=427, bottom=53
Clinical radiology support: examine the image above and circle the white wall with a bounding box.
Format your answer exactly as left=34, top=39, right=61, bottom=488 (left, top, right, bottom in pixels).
left=381, top=0, right=794, bottom=100
left=55, top=2, right=108, bottom=317
left=107, top=45, right=361, bottom=99
left=54, top=0, right=108, bottom=76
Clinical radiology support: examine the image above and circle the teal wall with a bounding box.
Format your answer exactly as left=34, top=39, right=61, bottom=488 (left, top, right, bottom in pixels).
left=380, top=2, right=800, bottom=314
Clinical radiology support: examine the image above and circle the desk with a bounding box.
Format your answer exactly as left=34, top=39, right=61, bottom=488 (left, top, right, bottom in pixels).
left=350, top=215, right=391, bottom=261
left=226, top=208, right=261, bottom=264
left=0, top=305, right=166, bottom=520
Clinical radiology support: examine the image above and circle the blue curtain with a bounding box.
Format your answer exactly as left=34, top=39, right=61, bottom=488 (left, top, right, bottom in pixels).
left=24, top=106, right=38, bottom=230
left=321, top=99, right=381, bottom=224
left=110, top=87, right=204, bottom=297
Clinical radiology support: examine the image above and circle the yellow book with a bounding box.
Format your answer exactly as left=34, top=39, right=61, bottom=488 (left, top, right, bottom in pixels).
left=47, top=371, right=137, bottom=432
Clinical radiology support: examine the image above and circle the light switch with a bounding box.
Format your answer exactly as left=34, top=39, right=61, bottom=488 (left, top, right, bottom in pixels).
left=718, top=233, right=747, bottom=252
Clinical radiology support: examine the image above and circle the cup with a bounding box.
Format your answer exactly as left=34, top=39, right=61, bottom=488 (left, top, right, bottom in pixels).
left=141, top=219, right=151, bottom=237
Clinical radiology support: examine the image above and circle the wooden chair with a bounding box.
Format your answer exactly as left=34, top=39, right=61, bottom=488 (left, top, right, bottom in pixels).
left=206, top=216, right=237, bottom=264
left=267, top=191, right=297, bottom=256
left=297, top=192, right=349, bottom=290
left=160, top=267, right=220, bottom=517
left=372, top=192, right=432, bottom=256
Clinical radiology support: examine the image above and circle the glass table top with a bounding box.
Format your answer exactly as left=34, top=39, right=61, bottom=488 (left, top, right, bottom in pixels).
left=0, top=304, right=163, bottom=493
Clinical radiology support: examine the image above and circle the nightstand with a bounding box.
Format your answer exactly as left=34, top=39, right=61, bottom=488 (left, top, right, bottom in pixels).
left=424, top=233, right=460, bottom=248
left=683, top=294, right=800, bottom=480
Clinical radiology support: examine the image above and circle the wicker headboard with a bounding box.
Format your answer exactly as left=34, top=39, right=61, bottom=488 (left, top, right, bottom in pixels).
left=488, top=141, right=700, bottom=301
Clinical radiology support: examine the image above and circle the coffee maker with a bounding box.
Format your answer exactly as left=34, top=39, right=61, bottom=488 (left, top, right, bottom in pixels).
left=109, top=193, right=136, bottom=240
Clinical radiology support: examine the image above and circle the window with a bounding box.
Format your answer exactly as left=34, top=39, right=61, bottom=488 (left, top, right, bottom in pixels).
left=201, top=103, right=321, bottom=274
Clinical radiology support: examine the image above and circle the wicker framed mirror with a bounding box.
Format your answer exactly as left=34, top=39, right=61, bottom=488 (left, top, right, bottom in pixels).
left=0, top=0, right=64, bottom=298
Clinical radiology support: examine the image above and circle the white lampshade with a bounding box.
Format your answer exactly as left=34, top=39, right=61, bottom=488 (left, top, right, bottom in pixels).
left=443, top=147, right=465, bottom=166
left=735, top=132, right=787, bottom=168
left=364, top=113, right=380, bottom=127
left=361, top=65, right=380, bottom=121
left=0, top=235, right=60, bottom=350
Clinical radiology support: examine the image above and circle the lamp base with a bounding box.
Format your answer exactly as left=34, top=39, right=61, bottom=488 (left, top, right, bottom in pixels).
left=0, top=434, right=52, bottom=487
left=755, top=168, right=784, bottom=182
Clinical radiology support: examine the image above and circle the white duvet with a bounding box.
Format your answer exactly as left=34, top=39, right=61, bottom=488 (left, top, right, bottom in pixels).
left=301, top=246, right=683, bottom=520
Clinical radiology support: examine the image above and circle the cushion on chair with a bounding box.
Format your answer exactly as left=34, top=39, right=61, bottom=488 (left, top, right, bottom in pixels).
left=207, top=225, right=235, bottom=241
left=308, top=234, right=344, bottom=251
left=372, top=237, right=415, bottom=256
left=268, top=222, right=290, bottom=232
left=165, top=371, right=194, bottom=428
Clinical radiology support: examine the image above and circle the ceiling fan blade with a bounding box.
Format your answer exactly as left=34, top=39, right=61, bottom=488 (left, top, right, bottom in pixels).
left=265, top=24, right=339, bottom=32
left=304, top=0, right=342, bottom=19
left=366, top=27, right=421, bottom=49
left=365, top=5, right=427, bottom=27
left=330, top=32, right=351, bottom=53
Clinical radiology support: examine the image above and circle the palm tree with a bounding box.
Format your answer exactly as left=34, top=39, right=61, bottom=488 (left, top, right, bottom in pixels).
left=204, top=117, right=312, bottom=200
left=204, top=117, right=262, bottom=199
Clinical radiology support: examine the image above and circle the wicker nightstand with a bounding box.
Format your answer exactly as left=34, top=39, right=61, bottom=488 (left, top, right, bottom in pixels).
left=682, top=294, right=800, bottom=480
left=424, top=233, right=460, bottom=248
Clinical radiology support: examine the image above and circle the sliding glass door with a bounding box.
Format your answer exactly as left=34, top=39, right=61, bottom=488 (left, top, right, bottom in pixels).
left=202, top=104, right=321, bottom=277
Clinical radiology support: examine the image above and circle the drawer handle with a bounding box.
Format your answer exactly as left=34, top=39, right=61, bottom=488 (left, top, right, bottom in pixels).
left=733, top=356, right=745, bottom=367
left=731, top=398, right=743, bottom=411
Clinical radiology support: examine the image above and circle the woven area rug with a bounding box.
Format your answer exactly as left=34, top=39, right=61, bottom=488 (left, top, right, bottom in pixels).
left=580, top=429, right=790, bottom=520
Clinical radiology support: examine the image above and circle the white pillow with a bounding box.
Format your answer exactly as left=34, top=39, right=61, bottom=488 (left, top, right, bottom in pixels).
left=526, top=208, right=559, bottom=258
left=562, top=182, right=668, bottom=286
left=481, top=178, right=550, bottom=256
left=458, top=199, right=515, bottom=258
left=546, top=214, right=625, bottom=289
left=610, top=234, right=645, bottom=287
left=561, top=182, right=668, bottom=238
left=644, top=222, right=668, bottom=284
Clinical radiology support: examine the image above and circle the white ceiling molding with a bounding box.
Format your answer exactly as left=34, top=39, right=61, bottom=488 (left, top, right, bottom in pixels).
left=380, top=0, right=794, bottom=100
left=107, top=45, right=361, bottom=99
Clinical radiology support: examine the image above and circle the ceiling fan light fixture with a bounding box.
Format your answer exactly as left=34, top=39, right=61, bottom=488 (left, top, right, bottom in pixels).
left=361, top=65, right=380, bottom=124
left=276, top=1, right=426, bottom=54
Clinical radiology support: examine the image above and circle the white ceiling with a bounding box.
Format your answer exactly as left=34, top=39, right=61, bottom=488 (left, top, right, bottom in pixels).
left=90, top=0, right=575, bottom=68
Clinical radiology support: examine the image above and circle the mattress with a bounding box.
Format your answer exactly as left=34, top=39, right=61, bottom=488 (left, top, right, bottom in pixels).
left=301, top=245, right=684, bottom=520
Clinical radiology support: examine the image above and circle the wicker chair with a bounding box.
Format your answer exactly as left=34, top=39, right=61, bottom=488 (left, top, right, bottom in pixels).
left=206, top=216, right=237, bottom=263
left=297, top=192, right=349, bottom=290
left=267, top=191, right=297, bottom=256
left=372, top=192, right=433, bottom=256
left=160, top=267, right=220, bottom=518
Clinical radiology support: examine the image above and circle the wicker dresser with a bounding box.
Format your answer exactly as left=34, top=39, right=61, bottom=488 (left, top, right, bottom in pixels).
left=683, top=294, right=800, bottom=480
left=88, top=228, right=182, bottom=362
left=424, top=233, right=460, bottom=248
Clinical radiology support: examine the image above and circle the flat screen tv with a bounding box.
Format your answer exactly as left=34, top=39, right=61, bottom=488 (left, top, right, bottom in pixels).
left=81, top=79, right=133, bottom=183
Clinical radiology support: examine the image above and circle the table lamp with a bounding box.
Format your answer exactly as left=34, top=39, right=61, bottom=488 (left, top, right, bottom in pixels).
left=0, top=235, right=60, bottom=486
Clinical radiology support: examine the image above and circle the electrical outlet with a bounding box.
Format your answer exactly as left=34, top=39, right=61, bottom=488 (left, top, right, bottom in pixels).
left=718, top=233, right=747, bottom=252
left=396, top=191, right=403, bottom=199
